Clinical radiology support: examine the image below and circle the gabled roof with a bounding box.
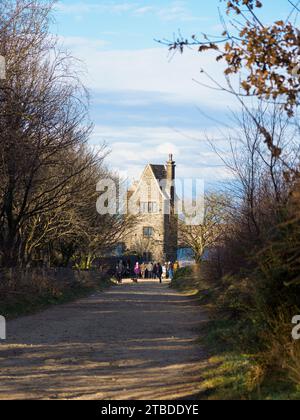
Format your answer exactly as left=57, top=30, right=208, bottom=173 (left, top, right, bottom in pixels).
left=129, top=164, right=169, bottom=202
left=150, top=164, right=167, bottom=181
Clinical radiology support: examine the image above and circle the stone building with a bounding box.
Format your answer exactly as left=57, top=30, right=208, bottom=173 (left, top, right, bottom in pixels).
left=126, top=155, right=178, bottom=262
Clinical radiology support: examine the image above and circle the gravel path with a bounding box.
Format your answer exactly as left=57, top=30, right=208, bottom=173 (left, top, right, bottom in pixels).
left=0, top=281, right=208, bottom=400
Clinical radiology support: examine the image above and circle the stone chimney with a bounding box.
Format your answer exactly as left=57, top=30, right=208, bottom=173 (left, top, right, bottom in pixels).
left=166, top=154, right=176, bottom=211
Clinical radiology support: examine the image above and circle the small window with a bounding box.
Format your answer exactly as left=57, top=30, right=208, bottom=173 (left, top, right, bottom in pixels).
left=148, top=202, right=158, bottom=213
left=140, top=202, right=148, bottom=213
left=140, top=202, right=158, bottom=214
left=143, top=227, right=154, bottom=237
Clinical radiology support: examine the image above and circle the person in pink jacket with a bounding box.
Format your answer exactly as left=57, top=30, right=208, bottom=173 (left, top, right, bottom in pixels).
left=134, top=262, right=141, bottom=283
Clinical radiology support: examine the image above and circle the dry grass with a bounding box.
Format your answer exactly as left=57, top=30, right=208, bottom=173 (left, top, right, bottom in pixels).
left=0, top=268, right=112, bottom=318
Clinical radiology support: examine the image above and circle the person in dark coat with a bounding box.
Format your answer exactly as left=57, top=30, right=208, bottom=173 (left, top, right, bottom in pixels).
left=157, top=263, right=163, bottom=284
left=116, top=261, right=123, bottom=283
left=153, top=263, right=158, bottom=279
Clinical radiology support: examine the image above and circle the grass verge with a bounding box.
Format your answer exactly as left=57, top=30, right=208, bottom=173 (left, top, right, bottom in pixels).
left=0, top=271, right=114, bottom=319
left=172, top=266, right=300, bottom=400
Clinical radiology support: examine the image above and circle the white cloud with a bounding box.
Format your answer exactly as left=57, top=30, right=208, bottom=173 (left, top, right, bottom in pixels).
left=54, top=12, right=237, bottom=187
left=133, top=1, right=205, bottom=22
left=133, top=6, right=155, bottom=15
left=91, top=125, right=229, bottom=145
left=55, top=2, right=137, bottom=15
left=91, top=124, right=233, bottom=184
left=60, top=36, right=233, bottom=108
left=157, top=1, right=203, bottom=22
left=56, top=1, right=204, bottom=22
left=60, top=36, right=109, bottom=50
left=156, top=142, right=180, bottom=156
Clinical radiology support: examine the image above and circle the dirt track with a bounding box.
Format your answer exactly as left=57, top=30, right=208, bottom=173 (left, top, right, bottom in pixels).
left=0, top=280, right=208, bottom=400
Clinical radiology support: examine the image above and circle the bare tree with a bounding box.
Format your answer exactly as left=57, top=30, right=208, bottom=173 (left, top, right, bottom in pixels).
left=179, top=194, right=229, bottom=264
left=128, top=236, right=153, bottom=260
left=0, top=1, right=134, bottom=270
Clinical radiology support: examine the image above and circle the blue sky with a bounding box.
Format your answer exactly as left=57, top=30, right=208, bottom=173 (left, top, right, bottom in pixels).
left=53, top=0, right=290, bottom=186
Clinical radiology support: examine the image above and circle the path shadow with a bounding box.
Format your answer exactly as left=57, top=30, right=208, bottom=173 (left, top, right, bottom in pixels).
left=0, top=283, right=209, bottom=400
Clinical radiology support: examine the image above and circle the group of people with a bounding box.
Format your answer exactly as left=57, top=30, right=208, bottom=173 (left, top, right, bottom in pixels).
left=134, top=262, right=164, bottom=283
left=115, top=260, right=180, bottom=284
